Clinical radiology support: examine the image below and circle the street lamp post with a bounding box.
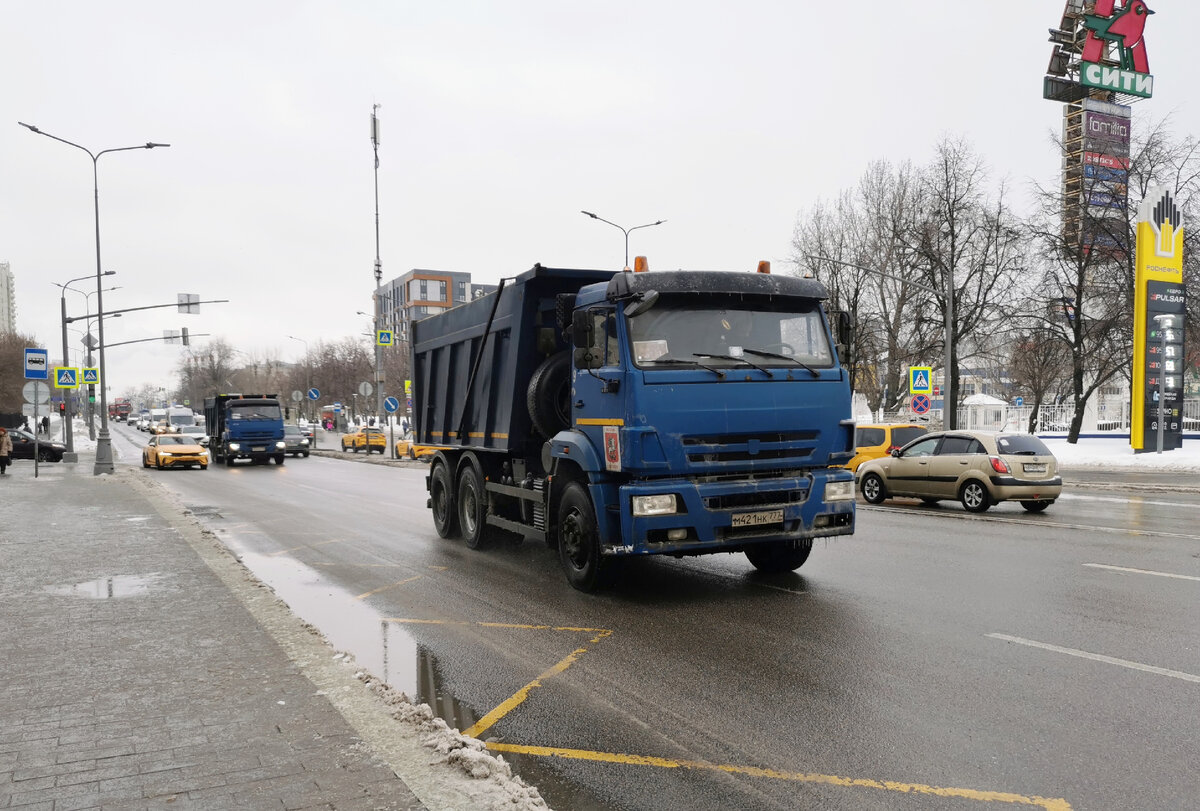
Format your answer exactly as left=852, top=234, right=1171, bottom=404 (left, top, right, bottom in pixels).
left=369, top=105, right=385, bottom=426
left=287, top=335, right=311, bottom=422
left=54, top=276, right=120, bottom=444
left=20, top=122, right=170, bottom=475
left=53, top=272, right=109, bottom=457
left=581, top=211, right=666, bottom=270
left=805, top=254, right=956, bottom=429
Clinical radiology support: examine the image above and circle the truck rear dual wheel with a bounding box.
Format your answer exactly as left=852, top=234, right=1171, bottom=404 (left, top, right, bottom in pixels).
left=430, top=461, right=459, bottom=539
left=457, top=464, right=492, bottom=550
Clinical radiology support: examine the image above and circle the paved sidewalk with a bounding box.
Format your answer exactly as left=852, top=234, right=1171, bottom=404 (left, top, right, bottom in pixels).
left=0, top=458, right=527, bottom=810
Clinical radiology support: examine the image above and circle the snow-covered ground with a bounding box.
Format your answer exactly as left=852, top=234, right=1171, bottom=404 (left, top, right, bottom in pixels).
left=1040, top=436, right=1200, bottom=473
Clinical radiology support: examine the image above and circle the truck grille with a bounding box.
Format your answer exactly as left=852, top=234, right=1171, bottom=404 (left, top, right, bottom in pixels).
left=682, top=431, right=818, bottom=466
left=703, top=489, right=808, bottom=511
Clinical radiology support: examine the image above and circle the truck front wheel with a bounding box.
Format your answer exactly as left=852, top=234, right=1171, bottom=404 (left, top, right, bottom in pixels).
left=430, top=461, right=459, bottom=539
left=457, top=464, right=491, bottom=550
left=745, top=539, right=812, bottom=573
left=557, top=482, right=613, bottom=592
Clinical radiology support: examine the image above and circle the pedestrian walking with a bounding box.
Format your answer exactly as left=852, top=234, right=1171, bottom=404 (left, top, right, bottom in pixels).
left=21, top=417, right=30, bottom=432
left=41, top=415, right=50, bottom=435
left=0, top=427, right=12, bottom=475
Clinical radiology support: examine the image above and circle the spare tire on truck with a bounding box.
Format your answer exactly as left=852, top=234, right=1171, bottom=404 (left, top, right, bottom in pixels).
left=527, top=351, right=571, bottom=439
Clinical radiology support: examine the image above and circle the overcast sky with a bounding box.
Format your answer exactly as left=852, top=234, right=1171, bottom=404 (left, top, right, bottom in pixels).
left=4, top=1, right=1198, bottom=395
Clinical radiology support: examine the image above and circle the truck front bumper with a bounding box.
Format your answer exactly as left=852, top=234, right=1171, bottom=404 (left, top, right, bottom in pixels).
left=602, top=469, right=856, bottom=556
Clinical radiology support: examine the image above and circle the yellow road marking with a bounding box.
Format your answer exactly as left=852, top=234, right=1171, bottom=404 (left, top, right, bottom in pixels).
left=382, top=617, right=1065, bottom=807
left=485, top=743, right=1071, bottom=809
left=383, top=618, right=611, bottom=738
left=355, top=575, right=423, bottom=600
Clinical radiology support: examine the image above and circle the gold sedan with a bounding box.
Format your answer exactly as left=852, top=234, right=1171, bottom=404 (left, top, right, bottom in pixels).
left=143, top=434, right=209, bottom=470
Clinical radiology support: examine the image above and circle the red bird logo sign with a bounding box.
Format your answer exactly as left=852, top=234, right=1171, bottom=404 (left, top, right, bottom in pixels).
left=1083, top=0, right=1153, bottom=74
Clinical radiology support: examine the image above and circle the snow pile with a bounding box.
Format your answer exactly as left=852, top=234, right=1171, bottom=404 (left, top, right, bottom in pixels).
left=356, top=669, right=550, bottom=810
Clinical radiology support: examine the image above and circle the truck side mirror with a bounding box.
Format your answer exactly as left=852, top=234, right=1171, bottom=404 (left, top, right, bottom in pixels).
left=834, top=310, right=852, bottom=350
left=624, top=290, right=659, bottom=318
left=571, top=309, right=593, bottom=348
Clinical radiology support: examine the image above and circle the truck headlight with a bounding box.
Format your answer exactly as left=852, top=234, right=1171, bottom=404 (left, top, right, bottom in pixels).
left=228, top=442, right=241, bottom=451
left=276, top=441, right=286, bottom=450
left=632, top=494, right=677, bottom=517
left=824, top=480, right=855, bottom=502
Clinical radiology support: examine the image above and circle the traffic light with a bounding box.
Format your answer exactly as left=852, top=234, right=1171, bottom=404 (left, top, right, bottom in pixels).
left=59, top=402, right=65, bottom=414
left=182, top=327, right=189, bottom=346
left=88, top=385, right=96, bottom=404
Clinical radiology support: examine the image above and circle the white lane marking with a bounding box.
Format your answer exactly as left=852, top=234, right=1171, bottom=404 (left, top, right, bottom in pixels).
left=1083, top=563, right=1200, bottom=582
left=1057, top=492, right=1194, bottom=508
left=987, top=634, right=1200, bottom=684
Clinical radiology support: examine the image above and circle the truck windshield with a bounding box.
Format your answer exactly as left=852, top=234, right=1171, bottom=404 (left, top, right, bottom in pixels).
left=627, top=300, right=833, bottom=370
left=228, top=404, right=282, bottom=420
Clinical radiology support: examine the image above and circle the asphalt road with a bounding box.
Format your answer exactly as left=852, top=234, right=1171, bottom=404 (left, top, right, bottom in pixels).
left=110, top=424, right=1200, bottom=810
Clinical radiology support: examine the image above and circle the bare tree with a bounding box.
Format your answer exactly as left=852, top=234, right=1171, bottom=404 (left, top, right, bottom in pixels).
left=904, top=137, right=1028, bottom=429
left=792, top=160, right=931, bottom=415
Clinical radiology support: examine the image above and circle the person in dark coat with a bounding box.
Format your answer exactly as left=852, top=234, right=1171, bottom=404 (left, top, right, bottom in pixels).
left=0, top=427, right=12, bottom=474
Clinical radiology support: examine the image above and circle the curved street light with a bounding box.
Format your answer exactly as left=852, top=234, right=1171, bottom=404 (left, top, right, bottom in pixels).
left=20, top=122, right=170, bottom=474
left=287, top=335, right=312, bottom=423
left=581, top=211, right=666, bottom=270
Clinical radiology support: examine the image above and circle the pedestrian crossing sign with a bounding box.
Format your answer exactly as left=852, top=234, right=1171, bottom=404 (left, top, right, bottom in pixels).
left=909, top=366, right=932, bottom=395
left=376, top=329, right=394, bottom=347
left=82, top=367, right=100, bottom=384
left=54, top=367, right=80, bottom=389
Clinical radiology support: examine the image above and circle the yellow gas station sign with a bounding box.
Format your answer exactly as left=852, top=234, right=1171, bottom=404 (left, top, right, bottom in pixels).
left=1131, top=187, right=1185, bottom=451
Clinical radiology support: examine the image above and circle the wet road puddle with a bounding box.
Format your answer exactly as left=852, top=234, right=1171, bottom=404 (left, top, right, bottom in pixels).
left=228, top=549, right=422, bottom=696
left=44, top=573, right=166, bottom=599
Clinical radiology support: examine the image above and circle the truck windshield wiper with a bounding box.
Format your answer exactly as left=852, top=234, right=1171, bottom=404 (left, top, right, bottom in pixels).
left=693, top=352, right=774, bottom=378
left=741, top=348, right=820, bottom=378
left=644, top=357, right=726, bottom=378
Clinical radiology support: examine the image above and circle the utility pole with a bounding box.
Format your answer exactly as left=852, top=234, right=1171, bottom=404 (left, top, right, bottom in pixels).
left=370, top=104, right=385, bottom=425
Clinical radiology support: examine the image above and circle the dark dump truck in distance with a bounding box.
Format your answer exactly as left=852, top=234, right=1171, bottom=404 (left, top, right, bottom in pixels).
left=204, top=393, right=287, bottom=466
left=412, top=262, right=857, bottom=591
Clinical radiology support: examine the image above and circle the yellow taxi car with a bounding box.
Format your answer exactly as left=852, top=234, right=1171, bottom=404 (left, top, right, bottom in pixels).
left=143, top=433, right=208, bottom=470
left=846, top=423, right=929, bottom=472
left=394, top=436, right=444, bottom=461
left=341, top=427, right=387, bottom=454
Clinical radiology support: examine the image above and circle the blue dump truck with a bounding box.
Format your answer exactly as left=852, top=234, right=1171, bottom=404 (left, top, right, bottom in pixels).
left=204, top=393, right=287, bottom=466
left=412, top=262, right=857, bottom=591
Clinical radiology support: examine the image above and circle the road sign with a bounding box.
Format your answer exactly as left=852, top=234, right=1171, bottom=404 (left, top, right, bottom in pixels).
left=909, top=367, right=933, bottom=395
left=358, top=381, right=373, bottom=397
left=54, top=367, right=80, bottom=388
left=292, top=390, right=303, bottom=402
left=82, top=367, right=100, bottom=385
left=376, top=329, right=394, bottom=347
left=383, top=396, right=400, bottom=413
left=23, top=381, right=50, bottom=403
left=1014, top=396, right=1024, bottom=407
left=24, top=348, right=49, bottom=380
left=307, top=387, right=320, bottom=401
left=911, top=394, right=931, bottom=415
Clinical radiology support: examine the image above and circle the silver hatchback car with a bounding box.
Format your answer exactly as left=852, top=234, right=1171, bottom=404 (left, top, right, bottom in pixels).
left=857, top=430, right=1062, bottom=513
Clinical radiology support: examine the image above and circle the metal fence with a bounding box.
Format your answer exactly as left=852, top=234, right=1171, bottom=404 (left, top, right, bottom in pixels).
left=870, top=397, right=1200, bottom=434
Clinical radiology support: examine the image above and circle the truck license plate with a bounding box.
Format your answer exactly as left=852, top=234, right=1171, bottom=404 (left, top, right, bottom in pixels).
left=732, top=509, right=783, bottom=528
left=252, top=446, right=266, bottom=452
left=1023, top=463, right=1047, bottom=473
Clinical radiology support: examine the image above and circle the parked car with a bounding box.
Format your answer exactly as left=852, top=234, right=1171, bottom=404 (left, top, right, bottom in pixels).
left=179, top=425, right=209, bottom=447
left=5, top=429, right=66, bottom=462
left=341, top=427, right=386, bottom=454
left=143, top=433, right=208, bottom=470
left=394, top=436, right=443, bottom=461
left=846, top=423, right=929, bottom=472
left=283, top=425, right=311, bottom=457
left=857, top=430, right=1061, bottom=513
